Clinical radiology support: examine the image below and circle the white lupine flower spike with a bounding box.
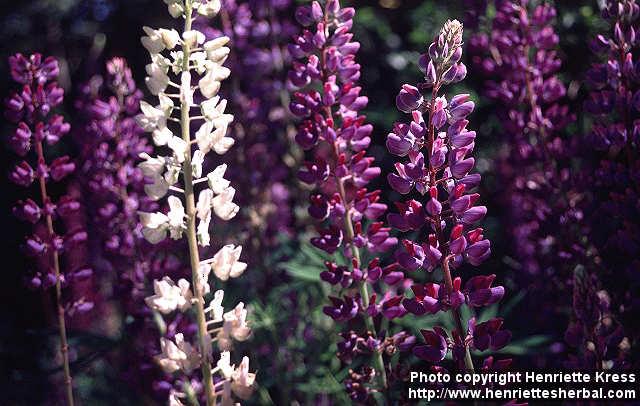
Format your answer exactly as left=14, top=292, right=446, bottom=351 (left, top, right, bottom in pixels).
left=138, top=1, right=253, bottom=404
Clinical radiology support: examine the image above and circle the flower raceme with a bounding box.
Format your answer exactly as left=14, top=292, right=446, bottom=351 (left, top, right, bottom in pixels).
left=5, top=53, right=94, bottom=406
left=467, top=1, right=590, bottom=371
left=386, top=20, right=510, bottom=371
left=469, top=0, right=576, bottom=278
left=288, top=0, right=411, bottom=400
left=566, top=0, right=640, bottom=370
left=136, top=0, right=254, bottom=404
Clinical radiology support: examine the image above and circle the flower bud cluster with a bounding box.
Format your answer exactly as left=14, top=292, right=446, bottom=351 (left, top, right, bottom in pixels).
left=137, top=1, right=254, bottom=404
left=76, top=58, right=154, bottom=301
left=5, top=52, right=93, bottom=405
left=387, top=21, right=509, bottom=370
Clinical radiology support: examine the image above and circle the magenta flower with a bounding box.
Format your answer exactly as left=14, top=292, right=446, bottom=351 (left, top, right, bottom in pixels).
left=386, top=20, right=509, bottom=372
left=5, top=53, right=92, bottom=405
left=565, top=0, right=639, bottom=370
left=469, top=0, right=576, bottom=277
left=288, top=0, right=409, bottom=399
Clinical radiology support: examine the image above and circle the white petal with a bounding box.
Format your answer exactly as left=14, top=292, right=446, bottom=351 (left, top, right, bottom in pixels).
left=217, top=351, right=234, bottom=379
left=192, top=150, right=205, bottom=178
left=142, top=226, right=168, bottom=244
left=197, top=215, right=211, bottom=247
left=198, top=70, right=221, bottom=99
left=213, top=187, right=239, bottom=220
left=138, top=153, right=165, bottom=177
left=230, top=261, right=248, bottom=279
left=152, top=126, right=173, bottom=146
left=206, top=164, right=230, bottom=194
left=209, top=290, right=225, bottom=323
left=211, top=66, right=231, bottom=81
left=136, top=101, right=162, bottom=131
left=168, top=3, right=183, bottom=18
left=197, top=263, right=211, bottom=296
left=195, top=121, right=215, bottom=154
left=196, top=188, right=214, bottom=219
left=141, top=27, right=165, bottom=54
left=144, top=176, right=170, bottom=200
left=160, top=28, right=181, bottom=49
left=168, top=136, right=188, bottom=162
left=203, top=36, right=230, bottom=52
left=167, top=196, right=185, bottom=239
left=213, top=134, right=235, bottom=155
left=158, top=93, right=174, bottom=115
left=198, top=0, right=221, bottom=17
left=139, top=211, right=169, bottom=228
left=206, top=46, right=230, bottom=63
left=182, top=30, right=205, bottom=47
left=180, top=71, right=193, bottom=106
left=200, top=96, right=221, bottom=121
left=211, top=244, right=245, bottom=281
left=163, top=158, right=182, bottom=185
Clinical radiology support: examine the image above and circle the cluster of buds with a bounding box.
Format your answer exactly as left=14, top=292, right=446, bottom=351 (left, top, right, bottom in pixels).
left=137, top=1, right=254, bottom=404
left=386, top=20, right=509, bottom=370
left=5, top=53, right=93, bottom=405
left=288, top=0, right=407, bottom=399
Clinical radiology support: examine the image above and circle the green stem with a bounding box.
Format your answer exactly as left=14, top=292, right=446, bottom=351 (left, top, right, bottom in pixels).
left=180, top=2, right=215, bottom=404
left=35, top=139, right=74, bottom=406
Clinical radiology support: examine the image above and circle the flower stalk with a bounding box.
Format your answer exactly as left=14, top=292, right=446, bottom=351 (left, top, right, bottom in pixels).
left=180, top=2, right=215, bottom=402
left=35, top=139, right=75, bottom=405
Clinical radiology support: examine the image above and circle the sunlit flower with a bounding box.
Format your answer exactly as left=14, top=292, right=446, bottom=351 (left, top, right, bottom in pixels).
left=155, top=333, right=199, bottom=374
left=210, top=244, right=246, bottom=281
left=145, top=276, right=192, bottom=314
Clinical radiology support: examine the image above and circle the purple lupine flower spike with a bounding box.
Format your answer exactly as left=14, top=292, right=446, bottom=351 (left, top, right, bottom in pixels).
left=470, top=0, right=577, bottom=281
left=196, top=0, right=296, bottom=251
left=5, top=53, right=92, bottom=405
left=386, top=20, right=510, bottom=372
left=288, top=0, right=410, bottom=400
left=566, top=0, right=639, bottom=369
left=74, top=57, right=189, bottom=398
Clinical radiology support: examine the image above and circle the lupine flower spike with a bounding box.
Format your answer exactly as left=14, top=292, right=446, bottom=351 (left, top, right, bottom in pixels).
left=6, top=53, right=93, bottom=406
left=289, top=0, right=410, bottom=400
left=138, top=0, right=253, bottom=404
left=195, top=0, right=296, bottom=250
left=75, top=57, right=186, bottom=395
left=466, top=0, right=584, bottom=351
left=566, top=0, right=640, bottom=369
left=469, top=0, right=577, bottom=279
left=387, top=20, right=510, bottom=371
